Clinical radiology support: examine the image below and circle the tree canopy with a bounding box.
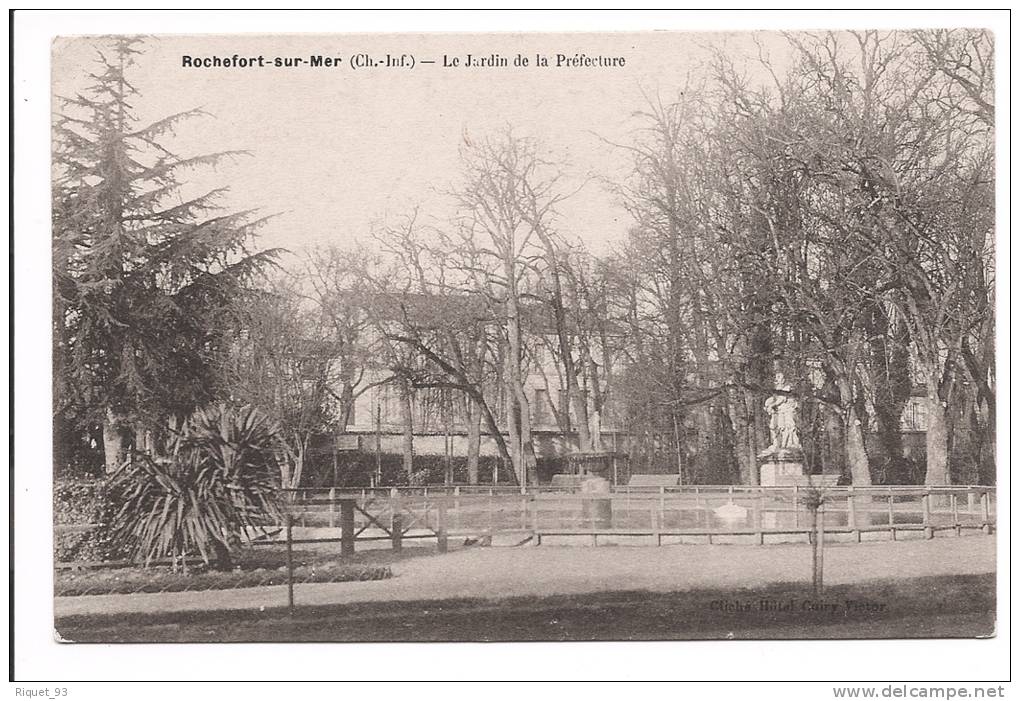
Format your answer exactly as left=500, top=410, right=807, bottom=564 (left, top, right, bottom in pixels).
left=53, top=37, right=279, bottom=474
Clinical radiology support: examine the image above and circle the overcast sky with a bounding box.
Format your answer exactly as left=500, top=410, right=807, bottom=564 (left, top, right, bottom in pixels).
left=52, top=32, right=796, bottom=259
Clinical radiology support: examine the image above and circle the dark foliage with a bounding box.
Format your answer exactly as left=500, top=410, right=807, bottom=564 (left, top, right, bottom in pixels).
left=107, top=404, right=284, bottom=569
left=301, top=451, right=555, bottom=488
left=53, top=480, right=121, bottom=562
left=52, top=36, right=279, bottom=470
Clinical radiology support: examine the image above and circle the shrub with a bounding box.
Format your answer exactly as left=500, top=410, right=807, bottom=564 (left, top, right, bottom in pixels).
left=53, top=480, right=118, bottom=562
left=305, top=452, right=530, bottom=487
left=107, top=404, right=284, bottom=570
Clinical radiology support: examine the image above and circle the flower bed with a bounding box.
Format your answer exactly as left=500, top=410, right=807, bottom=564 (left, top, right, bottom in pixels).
left=56, top=559, right=392, bottom=596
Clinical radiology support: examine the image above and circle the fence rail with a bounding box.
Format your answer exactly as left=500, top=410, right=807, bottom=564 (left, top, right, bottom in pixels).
left=273, top=484, right=995, bottom=552
left=55, top=484, right=996, bottom=570
left=281, top=484, right=997, bottom=497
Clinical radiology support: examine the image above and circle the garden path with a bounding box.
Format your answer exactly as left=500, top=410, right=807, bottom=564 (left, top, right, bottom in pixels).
left=54, top=535, right=995, bottom=619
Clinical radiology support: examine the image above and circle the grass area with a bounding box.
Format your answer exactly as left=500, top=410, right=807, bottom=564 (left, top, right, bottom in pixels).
left=56, top=573, right=994, bottom=642
left=54, top=545, right=418, bottom=596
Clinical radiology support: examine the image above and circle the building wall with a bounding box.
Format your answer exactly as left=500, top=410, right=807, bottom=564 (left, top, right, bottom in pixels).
left=347, top=345, right=623, bottom=441
left=343, top=428, right=630, bottom=459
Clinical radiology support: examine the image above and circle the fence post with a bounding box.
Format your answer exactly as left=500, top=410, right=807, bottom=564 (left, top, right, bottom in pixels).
left=488, top=492, right=495, bottom=539
left=755, top=494, right=764, bottom=545
left=533, top=494, right=542, bottom=546
left=814, top=503, right=825, bottom=596
left=340, top=498, right=355, bottom=557
left=981, top=491, right=991, bottom=534
left=967, top=489, right=976, bottom=515
left=922, top=489, right=933, bottom=540
left=436, top=499, right=448, bottom=553
left=787, top=485, right=795, bottom=530
left=390, top=489, right=403, bottom=552
left=951, top=492, right=960, bottom=536
left=651, top=498, right=661, bottom=546
left=285, top=513, right=295, bottom=615
left=328, top=487, right=336, bottom=528
left=848, top=485, right=859, bottom=542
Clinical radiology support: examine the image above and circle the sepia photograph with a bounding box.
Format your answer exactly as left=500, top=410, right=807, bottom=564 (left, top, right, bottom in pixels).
left=12, top=11, right=1007, bottom=686
left=46, top=26, right=999, bottom=646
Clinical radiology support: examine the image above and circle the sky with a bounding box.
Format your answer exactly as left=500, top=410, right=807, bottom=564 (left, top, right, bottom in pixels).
left=52, top=32, right=797, bottom=260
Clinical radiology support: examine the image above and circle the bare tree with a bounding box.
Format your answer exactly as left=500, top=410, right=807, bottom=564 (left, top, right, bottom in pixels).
left=369, top=213, right=511, bottom=483
left=446, top=129, right=576, bottom=486
left=224, top=274, right=349, bottom=489
left=781, top=30, right=994, bottom=485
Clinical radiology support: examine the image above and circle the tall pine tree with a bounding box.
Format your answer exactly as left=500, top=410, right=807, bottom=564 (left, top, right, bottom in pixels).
left=53, top=37, right=278, bottom=474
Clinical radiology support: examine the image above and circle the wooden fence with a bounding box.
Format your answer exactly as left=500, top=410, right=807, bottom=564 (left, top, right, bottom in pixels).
left=273, top=485, right=996, bottom=552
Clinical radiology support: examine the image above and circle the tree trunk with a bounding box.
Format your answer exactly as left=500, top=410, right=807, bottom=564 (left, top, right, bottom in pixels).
left=291, top=441, right=306, bottom=490
left=824, top=405, right=847, bottom=480
left=338, top=383, right=355, bottom=429
left=743, top=391, right=761, bottom=486
left=518, top=399, right=538, bottom=486
left=924, top=394, right=951, bottom=485
left=835, top=375, right=872, bottom=486
left=134, top=425, right=151, bottom=455
left=570, top=389, right=593, bottom=452
left=400, top=382, right=414, bottom=479
left=212, top=540, right=234, bottom=571
left=728, top=398, right=754, bottom=485
left=297, top=447, right=305, bottom=489
left=502, top=248, right=537, bottom=486
left=279, top=456, right=293, bottom=492
left=534, top=227, right=591, bottom=453
left=844, top=405, right=873, bottom=487
left=466, top=399, right=481, bottom=485
left=589, top=408, right=603, bottom=453
left=506, top=395, right=523, bottom=485
left=102, top=407, right=129, bottom=474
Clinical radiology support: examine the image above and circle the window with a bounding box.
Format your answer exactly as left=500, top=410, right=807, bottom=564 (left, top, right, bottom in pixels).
left=901, top=398, right=929, bottom=432
left=533, top=389, right=551, bottom=426
left=558, top=389, right=570, bottom=423
left=559, top=389, right=589, bottom=424
left=911, top=399, right=928, bottom=431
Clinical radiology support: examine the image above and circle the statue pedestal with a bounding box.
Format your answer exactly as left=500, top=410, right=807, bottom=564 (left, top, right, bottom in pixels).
left=758, top=447, right=806, bottom=487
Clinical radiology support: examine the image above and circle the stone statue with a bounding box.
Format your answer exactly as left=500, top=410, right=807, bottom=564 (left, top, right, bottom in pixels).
left=764, top=374, right=801, bottom=453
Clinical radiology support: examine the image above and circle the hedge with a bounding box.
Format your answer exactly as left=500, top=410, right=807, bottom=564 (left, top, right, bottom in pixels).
left=53, top=479, right=120, bottom=563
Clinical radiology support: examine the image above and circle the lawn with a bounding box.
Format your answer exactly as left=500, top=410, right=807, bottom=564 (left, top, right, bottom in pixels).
left=56, top=573, right=994, bottom=642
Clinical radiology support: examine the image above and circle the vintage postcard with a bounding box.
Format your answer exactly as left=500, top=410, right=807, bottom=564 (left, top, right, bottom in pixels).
left=47, top=28, right=996, bottom=649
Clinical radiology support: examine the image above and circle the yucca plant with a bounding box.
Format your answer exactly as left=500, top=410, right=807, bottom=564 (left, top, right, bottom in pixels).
left=108, top=404, right=284, bottom=571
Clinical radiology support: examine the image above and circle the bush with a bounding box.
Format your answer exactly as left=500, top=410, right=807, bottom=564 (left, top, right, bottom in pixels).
left=53, top=480, right=117, bottom=562
left=304, top=451, right=543, bottom=487
left=107, top=404, right=284, bottom=570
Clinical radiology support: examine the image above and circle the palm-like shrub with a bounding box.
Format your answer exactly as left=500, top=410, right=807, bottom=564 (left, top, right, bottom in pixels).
left=108, top=404, right=284, bottom=570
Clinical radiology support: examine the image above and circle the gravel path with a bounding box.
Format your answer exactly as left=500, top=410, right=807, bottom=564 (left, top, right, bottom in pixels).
left=54, top=535, right=995, bottom=619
